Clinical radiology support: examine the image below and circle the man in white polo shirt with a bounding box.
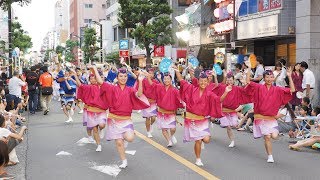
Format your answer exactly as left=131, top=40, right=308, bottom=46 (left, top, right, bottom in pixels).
left=8, top=70, right=26, bottom=110
left=300, top=61, right=315, bottom=105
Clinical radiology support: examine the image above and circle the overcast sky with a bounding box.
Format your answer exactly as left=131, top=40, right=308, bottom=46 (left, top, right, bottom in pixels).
left=13, top=0, right=56, bottom=52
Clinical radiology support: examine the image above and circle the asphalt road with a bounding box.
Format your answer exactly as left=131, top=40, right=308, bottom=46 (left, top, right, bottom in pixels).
left=19, top=100, right=320, bottom=180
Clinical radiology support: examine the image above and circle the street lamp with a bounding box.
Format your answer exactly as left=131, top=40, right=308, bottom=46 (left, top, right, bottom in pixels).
left=92, top=21, right=103, bottom=63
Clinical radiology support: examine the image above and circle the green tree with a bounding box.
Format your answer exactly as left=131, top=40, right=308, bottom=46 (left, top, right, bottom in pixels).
left=65, top=39, right=78, bottom=63
left=1, top=0, right=31, bottom=10
left=55, top=45, right=64, bottom=55
left=118, top=0, right=174, bottom=65
left=106, top=52, right=119, bottom=63
left=12, top=21, right=32, bottom=52
left=82, top=28, right=99, bottom=64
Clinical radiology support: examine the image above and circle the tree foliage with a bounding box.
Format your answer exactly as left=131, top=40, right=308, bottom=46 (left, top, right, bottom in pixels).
left=1, top=0, right=31, bottom=10
left=12, top=21, right=32, bottom=52
left=118, top=0, right=174, bottom=65
left=82, top=28, right=99, bottom=64
left=65, top=39, right=78, bottom=63
left=106, top=52, right=119, bottom=63
left=54, top=40, right=79, bottom=63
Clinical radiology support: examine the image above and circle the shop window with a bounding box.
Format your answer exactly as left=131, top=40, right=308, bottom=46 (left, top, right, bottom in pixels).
left=288, top=43, right=296, bottom=66
left=277, top=44, right=287, bottom=57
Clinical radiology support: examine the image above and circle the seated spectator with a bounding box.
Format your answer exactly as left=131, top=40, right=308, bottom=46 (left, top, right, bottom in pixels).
left=301, top=97, right=312, bottom=115
left=0, top=114, right=27, bottom=165
left=236, top=103, right=254, bottom=132
left=289, top=107, right=320, bottom=151
left=276, top=104, right=296, bottom=135
left=0, top=141, right=12, bottom=178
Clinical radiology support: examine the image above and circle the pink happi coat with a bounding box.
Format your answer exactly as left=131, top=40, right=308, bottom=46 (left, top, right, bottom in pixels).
left=244, top=82, right=292, bottom=116
left=77, top=84, right=109, bottom=110
left=100, top=82, right=150, bottom=116
left=212, top=83, right=251, bottom=110
left=180, top=80, right=223, bottom=118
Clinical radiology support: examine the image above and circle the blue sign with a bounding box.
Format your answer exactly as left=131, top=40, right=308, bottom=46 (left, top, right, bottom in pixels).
left=119, top=39, right=129, bottom=50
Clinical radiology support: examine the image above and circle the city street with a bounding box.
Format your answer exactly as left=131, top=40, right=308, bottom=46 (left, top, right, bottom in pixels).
left=18, top=101, right=320, bottom=180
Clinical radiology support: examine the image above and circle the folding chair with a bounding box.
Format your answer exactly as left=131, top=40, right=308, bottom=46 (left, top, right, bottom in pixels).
left=294, top=116, right=313, bottom=139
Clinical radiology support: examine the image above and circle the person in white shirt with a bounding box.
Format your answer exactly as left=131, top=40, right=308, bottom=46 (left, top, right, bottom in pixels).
left=273, top=60, right=287, bottom=87
left=8, top=70, right=26, bottom=110
left=276, top=105, right=296, bottom=133
left=300, top=61, right=315, bottom=105
left=0, top=114, right=27, bottom=165
left=251, top=56, right=264, bottom=84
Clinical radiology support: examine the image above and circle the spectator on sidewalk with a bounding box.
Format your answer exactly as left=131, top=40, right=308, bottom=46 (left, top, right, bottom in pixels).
left=39, top=66, right=53, bottom=115
left=300, top=61, right=315, bottom=106
left=0, top=141, right=12, bottom=178
left=7, top=71, right=26, bottom=111
left=26, top=66, right=39, bottom=114
left=290, top=63, right=303, bottom=110
left=251, top=56, right=264, bottom=84
left=0, top=114, right=27, bottom=166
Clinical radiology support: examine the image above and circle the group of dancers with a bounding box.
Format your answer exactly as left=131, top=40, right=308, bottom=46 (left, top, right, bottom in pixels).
left=53, top=60, right=295, bottom=168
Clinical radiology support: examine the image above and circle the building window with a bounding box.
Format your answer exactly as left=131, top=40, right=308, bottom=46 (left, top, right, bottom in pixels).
left=84, top=4, right=93, bottom=8
left=84, top=19, right=92, bottom=24
left=113, top=27, right=118, bottom=41
left=106, top=15, right=111, bottom=20
left=106, top=0, right=111, bottom=8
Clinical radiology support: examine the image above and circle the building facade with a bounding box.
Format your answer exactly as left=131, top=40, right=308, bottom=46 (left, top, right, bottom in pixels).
left=69, top=0, right=106, bottom=63
left=54, top=0, right=70, bottom=46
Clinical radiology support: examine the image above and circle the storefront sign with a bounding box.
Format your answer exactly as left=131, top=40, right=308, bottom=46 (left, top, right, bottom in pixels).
left=119, top=39, right=129, bottom=50
left=153, top=46, right=165, bottom=57
left=239, top=0, right=282, bottom=16
left=132, top=46, right=146, bottom=56
left=237, top=14, right=278, bottom=40
left=112, top=41, right=119, bottom=52
left=119, top=50, right=129, bottom=57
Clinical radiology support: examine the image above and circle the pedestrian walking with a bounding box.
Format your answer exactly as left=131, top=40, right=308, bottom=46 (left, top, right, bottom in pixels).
left=26, top=66, right=39, bottom=114
left=39, top=66, right=53, bottom=115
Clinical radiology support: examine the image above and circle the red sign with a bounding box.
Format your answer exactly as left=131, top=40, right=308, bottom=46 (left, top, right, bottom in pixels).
left=270, top=0, right=281, bottom=9
left=154, top=46, right=165, bottom=57
left=258, top=0, right=282, bottom=12
left=119, top=50, right=129, bottom=57
left=177, top=49, right=187, bottom=58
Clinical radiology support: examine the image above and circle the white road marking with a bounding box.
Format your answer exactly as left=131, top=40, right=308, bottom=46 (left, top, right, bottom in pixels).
left=90, top=165, right=121, bottom=177
left=56, top=151, right=72, bottom=156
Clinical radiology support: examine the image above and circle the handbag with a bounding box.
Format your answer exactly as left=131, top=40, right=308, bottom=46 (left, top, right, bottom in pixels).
left=42, top=87, right=53, bottom=95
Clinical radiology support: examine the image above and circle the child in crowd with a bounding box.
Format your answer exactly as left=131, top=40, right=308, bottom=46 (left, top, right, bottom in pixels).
left=289, top=107, right=320, bottom=151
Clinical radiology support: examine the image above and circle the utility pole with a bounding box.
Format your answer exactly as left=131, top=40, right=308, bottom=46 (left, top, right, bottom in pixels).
left=8, top=3, right=13, bottom=77
left=99, top=23, right=103, bottom=63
